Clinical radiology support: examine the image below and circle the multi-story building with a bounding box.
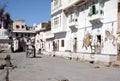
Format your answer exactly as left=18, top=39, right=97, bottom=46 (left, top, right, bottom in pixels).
left=12, top=20, right=35, bottom=52
left=51, top=0, right=120, bottom=63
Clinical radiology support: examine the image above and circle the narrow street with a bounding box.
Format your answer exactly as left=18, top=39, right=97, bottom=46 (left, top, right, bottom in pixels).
left=0, top=52, right=120, bottom=81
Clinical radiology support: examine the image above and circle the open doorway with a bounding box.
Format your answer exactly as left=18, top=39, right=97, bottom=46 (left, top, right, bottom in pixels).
left=73, top=37, right=77, bottom=53
left=117, top=3, right=120, bottom=61
left=96, top=35, right=101, bottom=53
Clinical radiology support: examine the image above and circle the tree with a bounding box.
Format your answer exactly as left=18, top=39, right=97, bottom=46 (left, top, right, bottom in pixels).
left=0, top=4, right=12, bottom=29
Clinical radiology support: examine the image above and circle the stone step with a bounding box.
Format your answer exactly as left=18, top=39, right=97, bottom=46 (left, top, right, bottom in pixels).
left=112, top=61, right=120, bottom=67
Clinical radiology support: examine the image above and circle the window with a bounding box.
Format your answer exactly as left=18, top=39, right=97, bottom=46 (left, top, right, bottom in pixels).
left=28, top=34, right=30, bottom=37
left=16, top=33, right=18, bottom=37
left=21, top=34, right=23, bottom=37
left=16, top=25, right=19, bottom=28
left=69, top=14, right=73, bottom=23
left=61, top=40, right=64, bottom=47
left=22, top=25, right=24, bottom=28
left=54, top=0, right=61, bottom=7
left=69, top=13, right=77, bottom=23
left=54, top=0, right=58, bottom=6
left=88, top=5, right=97, bottom=16
left=54, top=17, right=59, bottom=27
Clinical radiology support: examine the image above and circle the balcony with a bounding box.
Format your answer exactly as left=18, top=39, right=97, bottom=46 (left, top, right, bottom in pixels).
left=68, top=18, right=78, bottom=28
left=88, top=10, right=104, bottom=24
left=51, top=26, right=66, bottom=34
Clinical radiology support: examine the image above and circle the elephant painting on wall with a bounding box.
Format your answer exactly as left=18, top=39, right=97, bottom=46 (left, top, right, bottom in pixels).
left=82, top=31, right=92, bottom=50
left=82, top=27, right=117, bottom=54
left=82, top=29, right=102, bottom=54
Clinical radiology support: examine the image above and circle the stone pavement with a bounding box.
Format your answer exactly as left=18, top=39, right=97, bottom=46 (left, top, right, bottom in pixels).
left=1, top=52, right=120, bottom=81
left=0, top=70, right=6, bottom=81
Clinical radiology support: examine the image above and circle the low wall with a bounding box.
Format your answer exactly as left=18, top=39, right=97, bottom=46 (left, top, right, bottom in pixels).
left=43, top=51, right=117, bottom=63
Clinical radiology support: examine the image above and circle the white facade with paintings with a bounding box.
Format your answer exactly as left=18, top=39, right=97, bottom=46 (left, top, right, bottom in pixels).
left=51, top=0, right=120, bottom=63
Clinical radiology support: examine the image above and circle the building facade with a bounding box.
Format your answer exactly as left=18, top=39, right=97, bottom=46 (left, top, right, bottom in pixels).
left=51, top=0, right=120, bottom=63
left=12, top=20, right=35, bottom=52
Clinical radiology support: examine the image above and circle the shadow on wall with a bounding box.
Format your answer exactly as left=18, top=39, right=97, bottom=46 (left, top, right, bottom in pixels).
left=92, top=23, right=103, bottom=30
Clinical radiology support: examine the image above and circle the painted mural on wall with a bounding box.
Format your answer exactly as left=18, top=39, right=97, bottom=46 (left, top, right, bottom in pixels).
left=82, top=30, right=92, bottom=50
left=82, top=29, right=102, bottom=53
left=82, top=27, right=117, bottom=54
left=104, top=30, right=116, bottom=46
left=102, top=29, right=117, bottom=54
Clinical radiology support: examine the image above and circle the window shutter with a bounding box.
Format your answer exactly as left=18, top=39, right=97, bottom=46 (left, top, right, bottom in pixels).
left=89, top=7, right=93, bottom=16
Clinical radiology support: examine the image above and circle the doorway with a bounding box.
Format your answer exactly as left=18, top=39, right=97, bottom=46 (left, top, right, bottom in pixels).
left=96, top=35, right=101, bottom=54
left=73, top=37, right=77, bottom=53
left=117, top=3, right=120, bottom=61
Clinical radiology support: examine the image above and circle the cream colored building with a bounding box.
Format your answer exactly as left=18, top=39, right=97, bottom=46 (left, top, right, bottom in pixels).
left=12, top=20, right=35, bottom=52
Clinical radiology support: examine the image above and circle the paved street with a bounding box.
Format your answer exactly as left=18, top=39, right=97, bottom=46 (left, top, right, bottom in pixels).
left=0, top=52, right=120, bottom=81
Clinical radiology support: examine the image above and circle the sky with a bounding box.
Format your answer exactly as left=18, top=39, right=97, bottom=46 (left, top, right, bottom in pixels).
left=0, top=0, right=51, bottom=26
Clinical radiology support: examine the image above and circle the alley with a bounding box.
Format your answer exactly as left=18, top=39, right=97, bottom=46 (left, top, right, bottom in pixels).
left=0, top=52, right=120, bottom=81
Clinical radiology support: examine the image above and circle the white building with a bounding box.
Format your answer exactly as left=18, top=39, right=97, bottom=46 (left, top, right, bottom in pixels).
left=35, top=23, right=42, bottom=53
left=0, top=18, right=12, bottom=52
left=51, top=0, right=120, bottom=63
left=0, top=25, right=10, bottom=52
left=44, top=22, right=54, bottom=53
left=35, top=22, right=54, bottom=54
